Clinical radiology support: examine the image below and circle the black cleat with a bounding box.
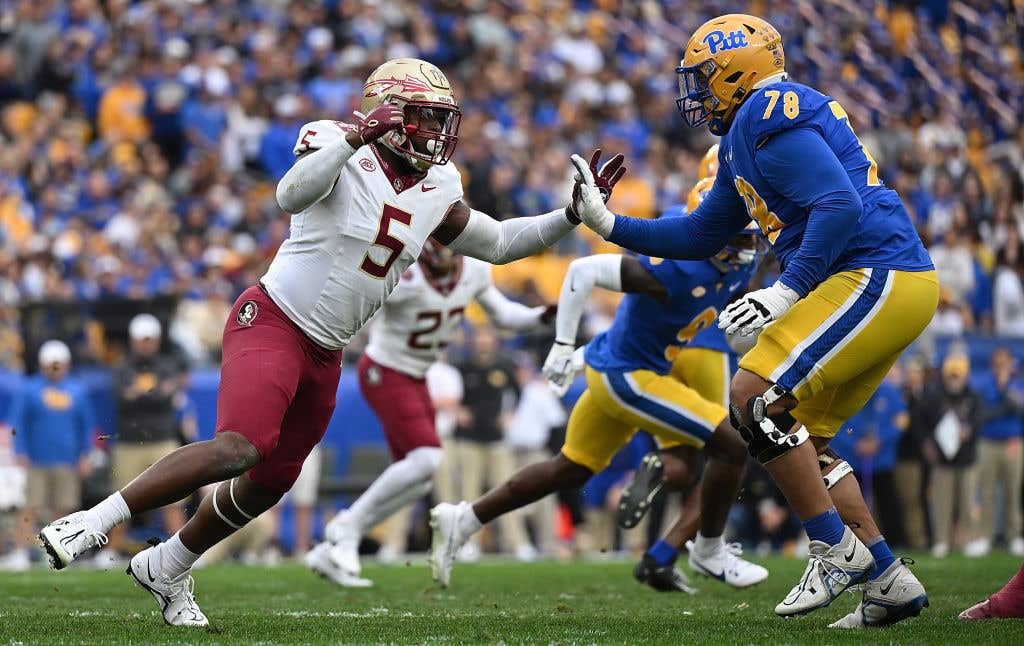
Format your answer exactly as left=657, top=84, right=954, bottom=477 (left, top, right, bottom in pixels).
left=633, top=554, right=697, bottom=594
left=617, top=452, right=665, bottom=529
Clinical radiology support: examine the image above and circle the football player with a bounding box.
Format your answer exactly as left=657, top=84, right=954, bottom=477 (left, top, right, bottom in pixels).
left=570, top=15, right=935, bottom=627
left=960, top=561, right=1024, bottom=620
left=569, top=13, right=937, bottom=626
left=428, top=180, right=769, bottom=591
left=37, top=58, right=624, bottom=626
left=305, top=238, right=554, bottom=587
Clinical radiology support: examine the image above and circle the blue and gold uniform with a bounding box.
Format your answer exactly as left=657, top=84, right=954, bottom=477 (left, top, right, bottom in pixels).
left=607, top=79, right=939, bottom=439
left=563, top=254, right=755, bottom=473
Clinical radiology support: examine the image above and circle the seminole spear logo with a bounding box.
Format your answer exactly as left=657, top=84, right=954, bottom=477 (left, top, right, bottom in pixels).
left=364, top=75, right=433, bottom=97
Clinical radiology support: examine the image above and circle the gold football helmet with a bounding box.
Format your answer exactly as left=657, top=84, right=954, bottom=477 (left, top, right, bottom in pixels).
left=676, top=14, right=786, bottom=135
left=698, top=144, right=719, bottom=181
left=361, top=58, right=461, bottom=169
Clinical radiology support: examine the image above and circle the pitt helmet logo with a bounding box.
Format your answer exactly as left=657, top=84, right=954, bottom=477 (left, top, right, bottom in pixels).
left=237, top=301, right=258, bottom=327
left=702, top=30, right=749, bottom=55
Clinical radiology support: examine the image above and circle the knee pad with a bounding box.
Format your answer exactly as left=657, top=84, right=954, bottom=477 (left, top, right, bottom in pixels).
left=734, top=385, right=808, bottom=465
left=818, top=448, right=853, bottom=490
left=404, top=446, right=444, bottom=480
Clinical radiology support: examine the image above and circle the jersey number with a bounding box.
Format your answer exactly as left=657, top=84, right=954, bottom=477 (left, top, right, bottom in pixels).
left=734, top=176, right=783, bottom=244
left=762, top=90, right=800, bottom=120
left=408, top=307, right=465, bottom=350
left=663, top=306, right=717, bottom=362
left=828, top=101, right=880, bottom=186
left=361, top=204, right=413, bottom=279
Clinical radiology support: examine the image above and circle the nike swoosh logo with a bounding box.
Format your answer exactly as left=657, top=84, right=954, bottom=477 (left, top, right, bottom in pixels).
left=844, top=549, right=857, bottom=563
left=879, top=580, right=895, bottom=596
left=146, top=557, right=157, bottom=583
left=421, top=185, right=437, bottom=192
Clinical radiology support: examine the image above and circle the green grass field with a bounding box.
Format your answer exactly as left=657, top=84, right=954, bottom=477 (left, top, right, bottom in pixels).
left=0, top=553, right=1021, bottom=644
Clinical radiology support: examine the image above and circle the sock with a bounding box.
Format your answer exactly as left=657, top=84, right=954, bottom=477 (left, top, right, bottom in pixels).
left=802, top=507, right=845, bottom=545
left=648, top=539, right=678, bottom=566
left=158, top=532, right=201, bottom=580
left=86, top=491, right=131, bottom=534
left=362, top=480, right=432, bottom=531
left=459, top=501, right=483, bottom=535
left=347, top=452, right=436, bottom=533
left=866, top=536, right=896, bottom=579
left=692, top=532, right=723, bottom=557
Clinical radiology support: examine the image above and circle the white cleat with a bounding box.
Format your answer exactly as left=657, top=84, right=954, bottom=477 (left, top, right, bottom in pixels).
left=830, top=559, right=929, bottom=628
left=127, top=545, right=208, bottom=627
left=429, top=502, right=475, bottom=587
left=304, top=542, right=372, bottom=588
left=37, top=512, right=107, bottom=570
left=775, top=526, right=875, bottom=617
left=686, top=540, right=768, bottom=588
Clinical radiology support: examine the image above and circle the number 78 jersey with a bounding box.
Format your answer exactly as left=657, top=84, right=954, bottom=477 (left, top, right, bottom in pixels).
left=720, top=81, right=932, bottom=279
left=261, top=120, right=464, bottom=350
left=365, top=257, right=493, bottom=378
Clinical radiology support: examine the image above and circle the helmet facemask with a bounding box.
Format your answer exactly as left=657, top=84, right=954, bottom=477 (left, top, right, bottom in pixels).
left=382, top=99, right=461, bottom=171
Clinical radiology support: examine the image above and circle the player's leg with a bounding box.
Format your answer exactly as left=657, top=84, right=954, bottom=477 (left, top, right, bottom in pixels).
left=313, top=356, right=442, bottom=586
left=960, top=561, right=1024, bottom=620
left=734, top=268, right=937, bottom=619
left=589, top=366, right=766, bottom=588
left=429, top=382, right=631, bottom=587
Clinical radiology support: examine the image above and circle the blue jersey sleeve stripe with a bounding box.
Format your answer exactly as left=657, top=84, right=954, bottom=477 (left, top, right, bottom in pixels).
left=603, top=370, right=714, bottom=443
left=773, top=268, right=892, bottom=392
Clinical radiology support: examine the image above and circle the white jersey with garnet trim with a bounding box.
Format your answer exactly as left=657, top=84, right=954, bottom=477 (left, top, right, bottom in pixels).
left=261, top=120, right=464, bottom=350
left=365, top=257, right=492, bottom=379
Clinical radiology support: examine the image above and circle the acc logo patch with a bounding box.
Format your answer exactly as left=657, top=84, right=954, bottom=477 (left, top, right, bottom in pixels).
left=237, top=301, right=258, bottom=327
left=360, top=158, right=376, bottom=172
left=692, top=286, right=707, bottom=298
left=702, top=30, right=749, bottom=55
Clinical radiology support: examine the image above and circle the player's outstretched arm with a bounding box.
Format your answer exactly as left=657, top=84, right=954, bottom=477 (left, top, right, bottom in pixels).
left=571, top=153, right=748, bottom=260
left=475, top=284, right=553, bottom=330
left=435, top=149, right=627, bottom=264
left=275, top=104, right=406, bottom=214
left=542, top=254, right=666, bottom=393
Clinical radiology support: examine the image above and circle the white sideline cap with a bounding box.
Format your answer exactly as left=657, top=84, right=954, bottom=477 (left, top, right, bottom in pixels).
left=38, top=340, right=71, bottom=366
left=129, top=313, right=162, bottom=341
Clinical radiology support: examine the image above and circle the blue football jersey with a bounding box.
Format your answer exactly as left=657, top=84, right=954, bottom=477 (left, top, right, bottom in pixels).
left=585, top=255, right=755, bottom=374
left=719, top=81, right=933, bottom=285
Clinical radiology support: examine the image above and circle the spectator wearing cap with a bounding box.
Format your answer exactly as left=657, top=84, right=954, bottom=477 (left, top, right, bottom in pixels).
left=8, top=340, right=96, bottom=543
left=972, top=347, right=1024, bottom=556
left=107, top=314, right=188, bottom=552
left=928, top=353, right=983, bottom=558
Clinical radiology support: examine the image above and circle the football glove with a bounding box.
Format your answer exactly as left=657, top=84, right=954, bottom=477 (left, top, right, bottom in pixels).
left=353, top=102, right=409, bottom=145
left=543, top=342, right=582, bottom=396
left=719, top=281, right=800, bottom=336
left=567, top=149, right=626, bottom=236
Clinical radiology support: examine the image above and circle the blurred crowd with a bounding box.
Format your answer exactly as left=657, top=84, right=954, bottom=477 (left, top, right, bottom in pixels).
left=1, top=0, right=1024, bottom=566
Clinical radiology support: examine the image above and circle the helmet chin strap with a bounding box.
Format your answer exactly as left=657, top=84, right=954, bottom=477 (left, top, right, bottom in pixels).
left=382, top=131, right=431, bottom=171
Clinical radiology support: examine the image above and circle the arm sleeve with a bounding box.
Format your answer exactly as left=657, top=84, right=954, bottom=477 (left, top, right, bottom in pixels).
left=475, top=285, right=546, bottom=331
left=756, top=127, right=863, bottom=296
left=275, top=123, right=358, bottom=214
left=605, top=179, right=750, bottom=258
left=447, top=209, right=575, bottom=265
left=554, top=255, right=623, bottom=344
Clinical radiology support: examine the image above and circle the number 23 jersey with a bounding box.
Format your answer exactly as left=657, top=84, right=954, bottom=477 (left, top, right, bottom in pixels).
left=261, top=120, right=464, bottom=350
left=366, top=257, right=492, bottom=378
left=719, top=81, right=933, bottom=281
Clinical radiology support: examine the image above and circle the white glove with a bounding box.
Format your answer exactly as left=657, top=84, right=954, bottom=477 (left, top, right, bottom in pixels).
left=719, top=281, right=800, bottom=336
left=569, top=153, right=617, bottom=238
left=543, top=342, right=581, bottom=396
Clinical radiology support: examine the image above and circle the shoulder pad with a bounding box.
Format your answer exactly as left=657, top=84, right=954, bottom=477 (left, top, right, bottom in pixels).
left=293, top=120, right=354, bottom=157
left=735, top=82, right=832, bottom=147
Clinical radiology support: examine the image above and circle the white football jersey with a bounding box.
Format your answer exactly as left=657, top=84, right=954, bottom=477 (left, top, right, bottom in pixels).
left=262, top=120, right=464, bottom=350
left=365, top=257, right=493, bottom=378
